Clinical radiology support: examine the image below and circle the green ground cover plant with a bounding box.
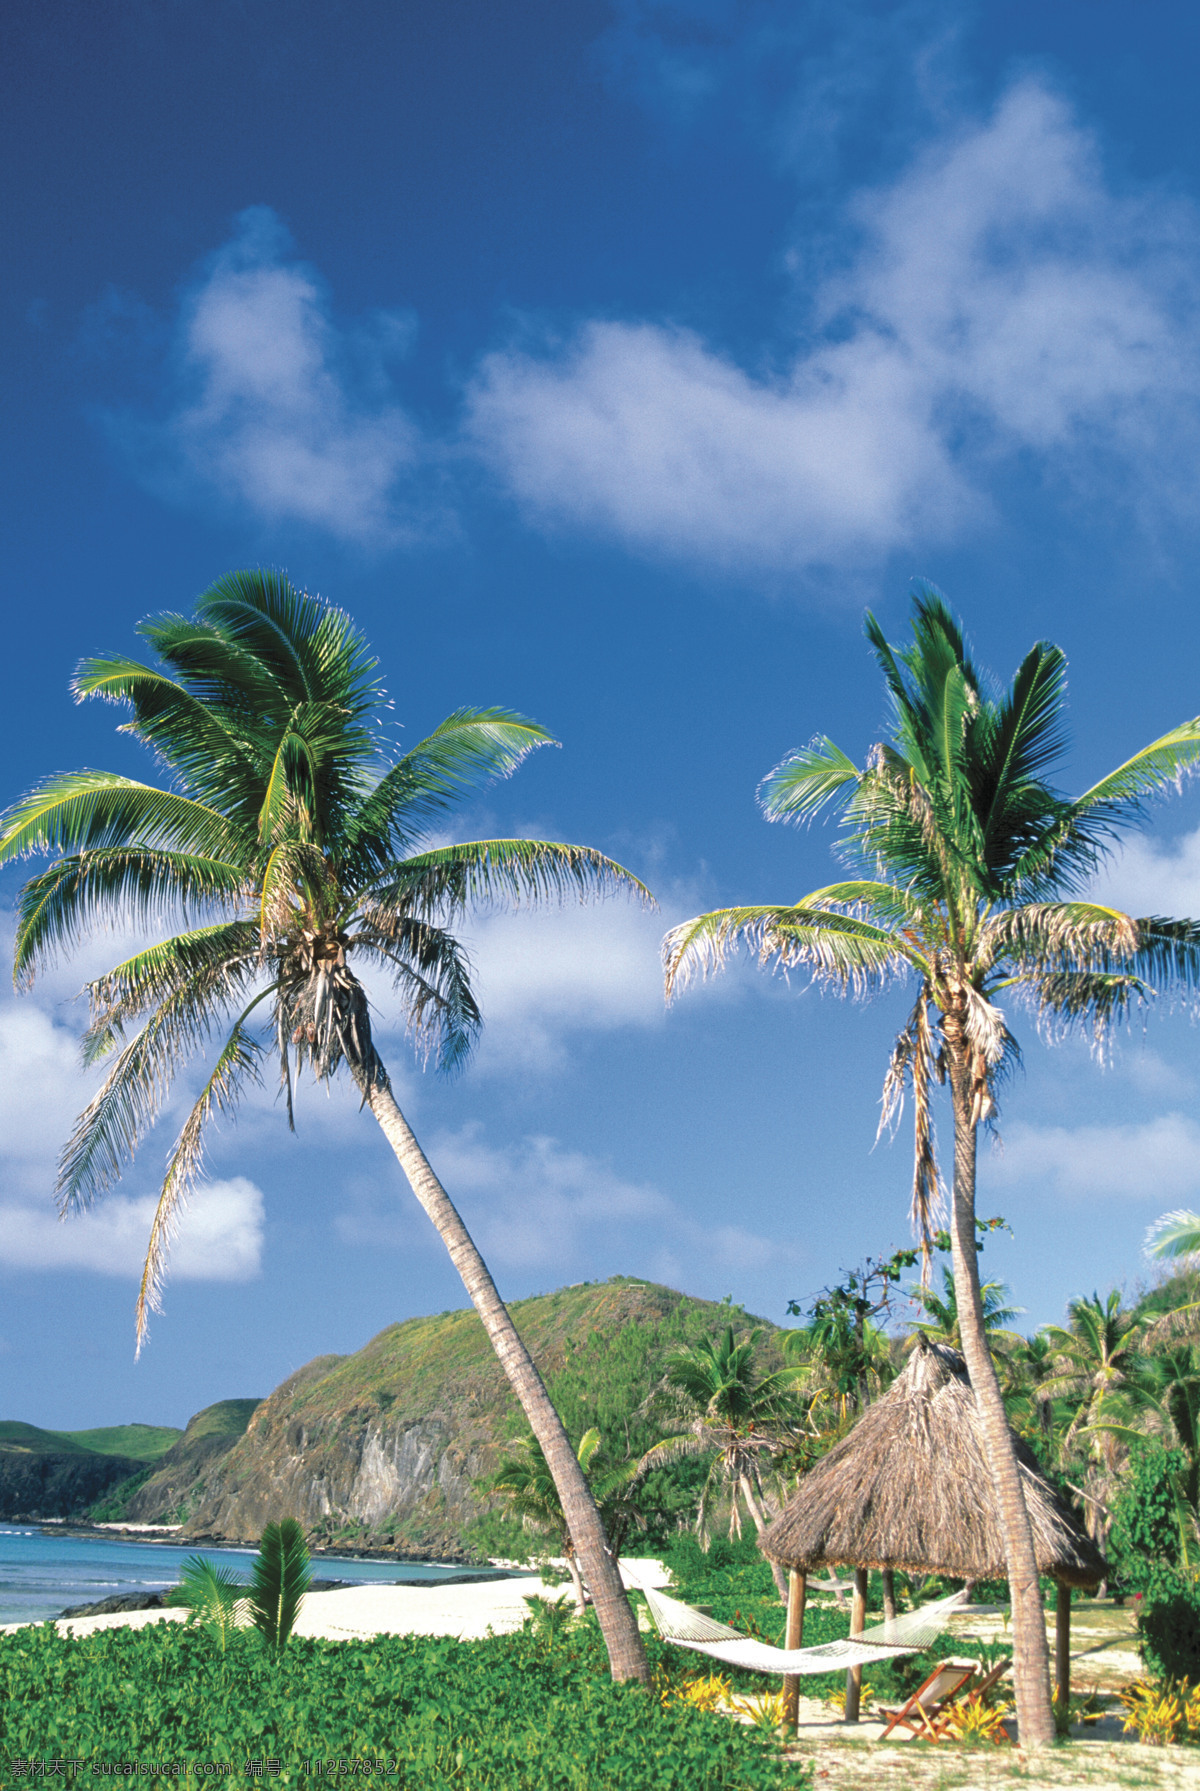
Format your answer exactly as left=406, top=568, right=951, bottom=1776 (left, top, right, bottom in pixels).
left=0, top=1615, right=808, bottom=1789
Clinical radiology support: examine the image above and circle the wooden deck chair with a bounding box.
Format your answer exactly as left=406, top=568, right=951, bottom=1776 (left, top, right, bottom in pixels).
left=967, top=1655, right=1011, bottom=1703
left=876, top=1657, right=981, bottom=1740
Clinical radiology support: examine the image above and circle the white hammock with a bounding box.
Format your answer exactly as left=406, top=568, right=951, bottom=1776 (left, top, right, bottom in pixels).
left=643, top=1584, right=969, bottom=1677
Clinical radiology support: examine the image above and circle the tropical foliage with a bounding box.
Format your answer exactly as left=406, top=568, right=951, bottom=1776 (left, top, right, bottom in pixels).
left=0, top=569, right=651, bottom=1683
left=0, top=1619, right=804, bottom=1790
left=491, top=1428, right=642, bottom=1610
left=638, top=1326, right=803, bottom=1596
left=663, top=584, right=1200, bottom=1746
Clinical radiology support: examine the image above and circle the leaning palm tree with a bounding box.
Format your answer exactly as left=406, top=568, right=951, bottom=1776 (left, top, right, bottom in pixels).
left=663, top=585, right=1200, bottom=1744
left=0, top=570, right=651, bottom=1684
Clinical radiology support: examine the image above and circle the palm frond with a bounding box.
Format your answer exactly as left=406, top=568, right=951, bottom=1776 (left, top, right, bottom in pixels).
left=59, top=956, right=259, bottom=1211
left=341, top=710, right=559, bottom=873
left=371, top=838, right=652, bottom=919
left=1020, top=969, right=1152, bottom=1045
left=758, top=738, right=861, bottom=825
left=82, top=923, right=261, bottom=1065
left=135, top=1011, right=266, bottom=1350
left=73, top=656, right=264, bottom=819
left=247, top=1517, right=312, bottom=1649
left=13, top=851, right=249, bottom=988
left=982, top=902, right=1140, bottom=973
left=1072, top=719, right=1200, bottom=824
left=1145, top=1209, right=1200, bottom=1264
left=0, top=773, right=247, bottom=867
left=351, top=914, right=481, bottom=1071
left=663, top=903, right=915, bottom=1000
left=878, top=988, right=945, bottom=1262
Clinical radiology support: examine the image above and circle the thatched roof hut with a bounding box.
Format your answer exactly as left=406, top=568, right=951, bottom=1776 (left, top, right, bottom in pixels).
left=760, top=1335, right=1105, bottom=1589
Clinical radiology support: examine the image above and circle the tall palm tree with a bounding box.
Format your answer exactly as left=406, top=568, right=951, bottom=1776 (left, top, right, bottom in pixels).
left=640, top=1325, right=801, bottom=1599
left=0, top=570, right=651, bottom=1684
left=662, top=586, right=1200, bottom=1743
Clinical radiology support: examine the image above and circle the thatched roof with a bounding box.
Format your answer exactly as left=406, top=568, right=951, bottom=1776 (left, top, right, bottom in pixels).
left=760, top=1336, right=1106, bottom=1589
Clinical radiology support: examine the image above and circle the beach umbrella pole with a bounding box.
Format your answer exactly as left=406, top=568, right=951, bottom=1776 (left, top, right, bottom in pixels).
left=782, top=1570, right=807, bottom=1731
left=844, top=1567, right=868, bottom=1722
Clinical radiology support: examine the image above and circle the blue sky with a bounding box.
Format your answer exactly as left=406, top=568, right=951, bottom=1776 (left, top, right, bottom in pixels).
left=6, top=0, right=1200, bottom=1429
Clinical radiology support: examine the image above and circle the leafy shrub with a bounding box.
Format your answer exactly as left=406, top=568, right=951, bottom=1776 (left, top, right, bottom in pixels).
left=1136, top=1570, right=1200, bottom=1684
left=1119, top=1677, right=1200, bottom=1746
left=85, top=1468, right=152, bottom=1522
left=0, top=1618, right=809, bottom=1789
left=1109, top=1444, right=1188, bottom=1590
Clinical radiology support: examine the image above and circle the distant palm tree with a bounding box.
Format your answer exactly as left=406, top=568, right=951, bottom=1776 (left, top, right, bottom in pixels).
left=908, top=1265, right=1023, bottom=1353
left=781, top=1307, right=894, bottom=1423
left=492, top=1429, right=642, bottom=1612
left=1040, top=1292, right=1150, bottom=1572
left=0, top=571, right=651, bottom=1685
left=640, top=1325, right=801, bottom=1599
left=663, top=586, right=1200, bottom=1744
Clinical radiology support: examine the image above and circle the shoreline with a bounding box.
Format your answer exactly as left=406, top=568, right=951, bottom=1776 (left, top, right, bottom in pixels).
left=24, top=1520, right=488, bottom=1569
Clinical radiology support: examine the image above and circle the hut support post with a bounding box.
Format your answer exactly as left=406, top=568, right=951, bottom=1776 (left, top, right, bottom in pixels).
left=782, top=1570, right=807, bottom=1732
left=844, top=1567, right=869, bottom=1723
left=1055, top=1583, right=1071, bottom=1722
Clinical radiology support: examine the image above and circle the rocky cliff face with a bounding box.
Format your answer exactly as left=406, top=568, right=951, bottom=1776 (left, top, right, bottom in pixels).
left=126, top=1397, right=265, bottom=1523
left=0, top=1444, right=143, bottom=1518
left=181, top=1279, right=772, bottom=1556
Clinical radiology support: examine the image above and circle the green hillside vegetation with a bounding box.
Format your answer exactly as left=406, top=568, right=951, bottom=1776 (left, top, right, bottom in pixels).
left=57, top=1423, right=181, bottom=1461
left=172, top=1279, right=779, bottom=1556
left=0, top=1421, right=97, bottom=1457
left=109, top=1399, right=264, bottom=1525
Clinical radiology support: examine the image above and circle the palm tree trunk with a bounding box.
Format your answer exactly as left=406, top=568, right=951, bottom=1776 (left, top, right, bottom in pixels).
left=946, top=1046, right=1055, bottom=1747
left=737, top=1473, right=789, bottom=1602
left=363, top=1071, right=649, bottom=1685
left=881, top=1568, right=896, bottom=1624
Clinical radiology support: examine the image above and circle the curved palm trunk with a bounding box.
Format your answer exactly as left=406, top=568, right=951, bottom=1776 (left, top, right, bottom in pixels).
left=363, top=1071, right=649, bottom=1684
left=946, top=1045, right=1055, bottom=1747
left=737, top=1473, right=789, bottom=1602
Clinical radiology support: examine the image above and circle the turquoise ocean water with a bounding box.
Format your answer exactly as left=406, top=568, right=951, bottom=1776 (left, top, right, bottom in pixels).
left=0, top=1526, right=476, bottom=1626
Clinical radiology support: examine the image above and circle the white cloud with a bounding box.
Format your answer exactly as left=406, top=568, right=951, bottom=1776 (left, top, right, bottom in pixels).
left=464, top=901, right=666, bottom=1068
left=338, top=1121, right=791, bottom=1289
left=0, top=1004, right=91, bottom=1165
left=987, top=1113, right=1200, bottom=1205
left=468, top=78, right=1200, bottom=574
left=108, top=208, right=436, bottom=547
left=0, top=1176, right=265, bottom=1282
left=1092, top=824, right=1200, bottom=920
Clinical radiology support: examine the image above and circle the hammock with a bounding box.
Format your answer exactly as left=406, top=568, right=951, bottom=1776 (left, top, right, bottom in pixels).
left=643, top=1584, right=969, bottom=1677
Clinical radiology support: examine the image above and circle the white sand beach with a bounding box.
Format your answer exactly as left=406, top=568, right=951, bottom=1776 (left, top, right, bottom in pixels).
left=0, top=1557, right=672, bottom=1644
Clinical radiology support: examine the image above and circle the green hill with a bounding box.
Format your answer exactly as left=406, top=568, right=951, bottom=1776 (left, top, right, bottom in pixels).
left=174, top=1277, right=778, bottom=1557
left=55, top=1423, right=181, bottom=1462
left=0, top=1421, right=96, bottom=1457
left=121, top=1399, right=264, bottom=1524
left=0, top=1423, right=146, bottom=1519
